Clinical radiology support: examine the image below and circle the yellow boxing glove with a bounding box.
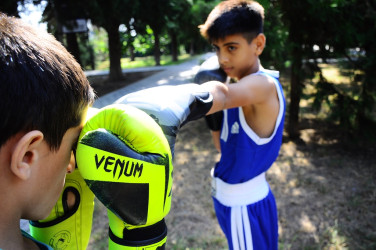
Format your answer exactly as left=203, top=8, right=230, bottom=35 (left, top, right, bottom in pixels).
left=76, top=104, right=172, bottom=249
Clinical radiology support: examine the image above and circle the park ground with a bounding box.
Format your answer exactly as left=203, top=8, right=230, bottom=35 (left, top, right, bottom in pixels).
left=86, top=67, right=376, bottom=250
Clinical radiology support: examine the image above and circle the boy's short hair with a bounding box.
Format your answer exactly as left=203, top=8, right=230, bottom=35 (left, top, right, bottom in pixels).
left=0, top=13, right=95, bottom=150
left=199, top=0, right=264, bottom=43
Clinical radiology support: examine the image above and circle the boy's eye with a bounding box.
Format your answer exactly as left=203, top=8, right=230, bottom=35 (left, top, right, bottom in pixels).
left=228, top=46, right=236, bottom=52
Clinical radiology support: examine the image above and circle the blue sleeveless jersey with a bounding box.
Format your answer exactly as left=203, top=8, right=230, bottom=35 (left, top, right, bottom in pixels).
left=214, top=69, right=285, bottom=184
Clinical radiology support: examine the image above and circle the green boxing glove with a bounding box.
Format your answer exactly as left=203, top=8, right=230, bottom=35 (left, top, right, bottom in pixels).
left=76, top=104, right=172, bottom=249
left=29, top=168, right=95, bottom=249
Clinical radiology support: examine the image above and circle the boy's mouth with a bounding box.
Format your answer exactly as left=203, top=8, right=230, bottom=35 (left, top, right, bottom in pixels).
left=222, top=66, right=233, bottom=74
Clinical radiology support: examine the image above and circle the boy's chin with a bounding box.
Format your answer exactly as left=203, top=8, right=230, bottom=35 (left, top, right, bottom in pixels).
left=226, top=73, right=236, bottom=79
left=226, top=71, right=241, bottom=80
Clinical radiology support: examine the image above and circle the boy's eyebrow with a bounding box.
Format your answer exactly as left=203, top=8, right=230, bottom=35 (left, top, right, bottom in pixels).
left=223, top=41, right=240, bottom=46
left=212, top=42, right=240, bottom=48
left=211, top=41, right=239, bottom=47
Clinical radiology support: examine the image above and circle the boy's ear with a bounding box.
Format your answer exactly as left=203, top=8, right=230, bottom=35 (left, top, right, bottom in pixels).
left=10, top=130, right=44, bottom=180
left=255, top=33, right=266, bottom=55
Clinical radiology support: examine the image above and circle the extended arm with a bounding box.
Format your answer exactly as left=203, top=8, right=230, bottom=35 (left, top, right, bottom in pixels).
left=201, top=73, right=276, bottom=115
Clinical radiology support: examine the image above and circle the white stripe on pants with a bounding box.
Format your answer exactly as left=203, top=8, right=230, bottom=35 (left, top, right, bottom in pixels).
left=230, top=205, right=253, bottom=250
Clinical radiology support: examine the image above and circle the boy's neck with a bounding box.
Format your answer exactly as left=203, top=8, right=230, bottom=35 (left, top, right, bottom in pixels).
left=237, top=61, right=263, bottom=81
left=250, top=59, right=263, bottom=75
left=0, top=225, right=39, bottom=250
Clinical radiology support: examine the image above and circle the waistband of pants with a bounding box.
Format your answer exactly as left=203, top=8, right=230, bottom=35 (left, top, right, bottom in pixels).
left=211, top=169, right=269, bottom=207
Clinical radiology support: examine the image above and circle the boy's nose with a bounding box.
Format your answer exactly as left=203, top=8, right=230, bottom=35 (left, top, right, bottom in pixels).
left=218, top=52, right=229, bottom=64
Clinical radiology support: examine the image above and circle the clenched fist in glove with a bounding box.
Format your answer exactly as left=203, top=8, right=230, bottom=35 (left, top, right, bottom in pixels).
left=193, top=54, right=227, bottom=85
left=193, top=55, right=227, bottom=133
left=76, top=105, right=172, bottom=249
left=115, top=83, right=215, bottom=156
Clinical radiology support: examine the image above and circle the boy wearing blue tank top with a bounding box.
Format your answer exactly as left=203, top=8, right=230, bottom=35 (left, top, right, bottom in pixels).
left=199, top=1, right=286, bottom=249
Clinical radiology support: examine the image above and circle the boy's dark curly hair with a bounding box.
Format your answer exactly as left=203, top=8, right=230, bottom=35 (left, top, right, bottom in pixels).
left=199, top=0, right=264, bottom=43
left=0, top=13, right=95, bottom=151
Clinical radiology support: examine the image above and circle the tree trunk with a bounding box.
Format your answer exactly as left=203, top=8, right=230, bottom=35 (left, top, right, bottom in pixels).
left=357, top=43, right=376, bottom=131
left=89, top=45, right=95, bottom=70
left=66, top=32, right=82, bottom=66
left=287, top=44, right=303, bottom=139
left=154, top=31, right=161, bottom=66
left=189, top=41, right=195, bottom=55
left=170, top=31, right=178, bottom=62
left=106, top=22, right=123, bottom=81
left=129, top=45, right=135, bottom=62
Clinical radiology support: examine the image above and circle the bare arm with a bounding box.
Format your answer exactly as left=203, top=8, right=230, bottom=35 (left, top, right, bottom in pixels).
left=202, top=74, right=276, bottom=115
left=211, top=130, right=221, bottom=153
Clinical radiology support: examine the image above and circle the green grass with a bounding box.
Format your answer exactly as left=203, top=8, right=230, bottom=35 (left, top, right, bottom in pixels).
left=96, top=54, right=194, bottom=70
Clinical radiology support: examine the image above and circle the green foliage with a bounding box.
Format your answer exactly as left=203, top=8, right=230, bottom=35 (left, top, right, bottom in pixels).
left=278, top=0, right=376, bottom=140
left=317, top=1, right=376, bottom=139
left=77, top=34, right=95, bottom=70
left=312, top=68, right=359, bottom=131
left=132, top=26, right=154, bottom=56
left=0, top=0, right=21, bottom=16
left=187, top=0, right=221, bottom=53
left=90, top=27, right=109, bottom=62
left=14, top=0, right=376, bottom=140
left=96, top=54, right=192, bottom=71
left=260, top=0, right=289, bottom=70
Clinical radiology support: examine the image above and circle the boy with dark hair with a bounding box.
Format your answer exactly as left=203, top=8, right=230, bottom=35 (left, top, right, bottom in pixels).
left=0, top=12, right=95, bottom=249
left=198, top=1, right=286, bottom=249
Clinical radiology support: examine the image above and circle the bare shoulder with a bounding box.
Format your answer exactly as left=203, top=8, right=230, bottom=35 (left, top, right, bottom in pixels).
left=225, top=73, right=276, bottom=108
left=204, top=71, right=279, bottom=114
left=239, top=72, right=276, bottom=90
left=239, top=72, right=281, bottom=137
